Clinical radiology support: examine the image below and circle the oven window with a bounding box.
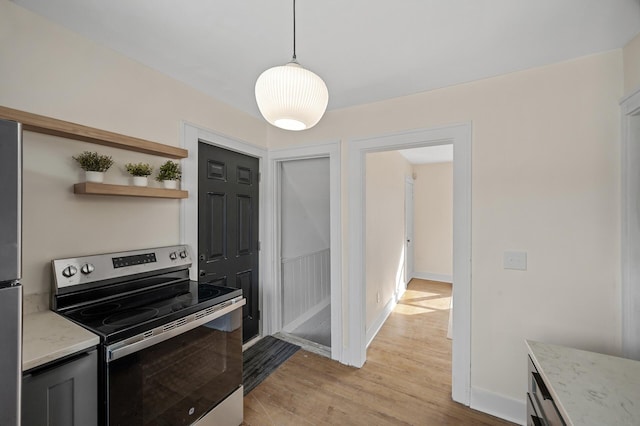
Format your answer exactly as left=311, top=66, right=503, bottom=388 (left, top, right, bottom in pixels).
left=108, top=308, right=242, bottom=426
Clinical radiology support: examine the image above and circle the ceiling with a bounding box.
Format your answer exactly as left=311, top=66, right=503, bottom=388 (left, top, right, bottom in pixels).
left=12, top=0, right=640, bottom=120
left=399, top=145, right=453, bottom=165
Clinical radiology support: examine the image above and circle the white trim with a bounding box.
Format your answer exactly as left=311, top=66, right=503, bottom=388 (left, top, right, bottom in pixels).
left=266, top=140, right=343, bottom=362
left=470, top=387, right=526, bottom=425
left=413, top=272, right=453, bottom=284
left=347, top=123, right=472, bottom=406
left=180, top=122, right=268, bottom=336
left=366, top=296, right=397, bottom=348
left=620, top=89, right=640, bottom=360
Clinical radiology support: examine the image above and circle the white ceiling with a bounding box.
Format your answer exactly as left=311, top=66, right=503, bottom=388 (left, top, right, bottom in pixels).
left=12, top=0, right=640, bottom=120
left=399, top=145, right=453, bottom=165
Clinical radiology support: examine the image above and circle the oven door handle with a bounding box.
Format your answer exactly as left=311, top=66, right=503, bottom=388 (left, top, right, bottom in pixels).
left=106, top=297, right=246, bottom=363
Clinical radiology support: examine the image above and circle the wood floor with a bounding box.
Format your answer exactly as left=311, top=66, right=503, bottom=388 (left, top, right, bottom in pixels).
left=242, top=279, right=514, bottom=425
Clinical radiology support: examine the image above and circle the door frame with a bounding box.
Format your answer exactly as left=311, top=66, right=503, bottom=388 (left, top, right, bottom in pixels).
left=347, top=123, right=472, bottom=405
left=621, top=87, right=640, bottom=360
left=404, top=176, right=415, bottom=287
left=181, top=122, right=267, bottom=339
left=266, top=141, right=343, bottom=361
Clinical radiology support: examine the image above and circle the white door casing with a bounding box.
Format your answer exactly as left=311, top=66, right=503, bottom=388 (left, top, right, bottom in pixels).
left=180, top=122, right=268, bottom=334
left=621, top=88, right=640, bottom=360
left=267, top=141, right=343, bottom=362
left=405, top=177, right=415, bottom=289
left=347, top=123, right=472, bottom=405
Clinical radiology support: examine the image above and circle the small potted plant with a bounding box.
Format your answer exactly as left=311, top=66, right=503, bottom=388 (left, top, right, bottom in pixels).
left=156, top=160, right=182, bottom=189
left=73, top=151, right=114, bottom=183
left=125, top=162, right=153, bottom=187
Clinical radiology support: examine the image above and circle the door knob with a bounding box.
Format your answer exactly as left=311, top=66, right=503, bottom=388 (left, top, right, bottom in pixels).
left=199, top=270, right=206, bottom=277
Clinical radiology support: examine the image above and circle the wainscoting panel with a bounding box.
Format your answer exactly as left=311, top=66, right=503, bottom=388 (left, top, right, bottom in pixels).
left=282, top=249, right=330, bottom=328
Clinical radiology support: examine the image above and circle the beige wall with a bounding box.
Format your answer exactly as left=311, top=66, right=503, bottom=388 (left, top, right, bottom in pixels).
left=624, top=32, right=640, bottom=94
left=413, top=162, right=453, bottom=278
left=365, top=151, right=412, bottom=328
left=4, top=0, right=627, bottom=410
left=268, top=50, right=622, bottom=401
left=0, top=1, right=266, bottom=296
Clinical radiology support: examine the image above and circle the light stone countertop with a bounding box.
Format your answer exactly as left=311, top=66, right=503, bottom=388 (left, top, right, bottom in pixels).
left=526, top=340, right=640, bottom=426
left=23, top=310, right=100, bottom=372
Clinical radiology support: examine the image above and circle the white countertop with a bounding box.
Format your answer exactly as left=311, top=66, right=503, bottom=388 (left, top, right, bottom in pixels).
left=526, top=340, right=640, bottom=426
left=23, top=310, right=100, bottom=372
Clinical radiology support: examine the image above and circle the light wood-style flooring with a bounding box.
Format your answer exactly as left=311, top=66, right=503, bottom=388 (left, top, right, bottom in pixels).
left=243, top=279, right=514, bottom=425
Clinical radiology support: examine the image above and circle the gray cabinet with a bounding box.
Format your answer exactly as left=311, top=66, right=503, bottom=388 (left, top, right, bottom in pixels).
left=22, top=349, right=97, bottom=426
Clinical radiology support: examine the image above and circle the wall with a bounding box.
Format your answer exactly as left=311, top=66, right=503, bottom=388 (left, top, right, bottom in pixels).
left=624, top=32, right=640, bottom=94
left=413, top=162, right=453, bottom=279
left=280, top=158, right=331, bottom=328
left=0, top=1, right=266, bottom=298
left=280, top=158, right=330, bottom=259
left=268, top=50, right=622, bottom=405
left=365, top=151, right=412, bottom=329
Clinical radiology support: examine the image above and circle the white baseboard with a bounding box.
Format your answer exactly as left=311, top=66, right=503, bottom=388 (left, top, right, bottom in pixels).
left=413, top=271, right=453, bottom=284
left=282, top=297, right=330, bottom=333
left=366, top=296, right=397, bottom=348
left=470, top=387, right=526, bottom=425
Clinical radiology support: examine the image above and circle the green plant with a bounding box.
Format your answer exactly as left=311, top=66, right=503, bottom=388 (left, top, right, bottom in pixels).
left=125, top=162, right=153, bottom=177
left=72, top=151, right=114, bottom=172
left=155, top=160, right=182, bottom=182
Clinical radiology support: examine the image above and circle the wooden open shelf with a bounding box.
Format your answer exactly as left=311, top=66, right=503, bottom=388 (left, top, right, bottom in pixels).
left=74, top=182, right=188, bottom=199
left=0, top=106, right=188, bottom=159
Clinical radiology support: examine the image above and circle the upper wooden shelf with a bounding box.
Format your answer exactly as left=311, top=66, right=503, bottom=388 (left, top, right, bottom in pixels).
left=74, top=182, right=188, bottom=199
left=0, top=106, right=188, bottom=159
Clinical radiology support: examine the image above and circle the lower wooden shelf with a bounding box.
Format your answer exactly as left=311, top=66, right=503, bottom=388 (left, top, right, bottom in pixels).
left=74, top=182, right=188, bottom=199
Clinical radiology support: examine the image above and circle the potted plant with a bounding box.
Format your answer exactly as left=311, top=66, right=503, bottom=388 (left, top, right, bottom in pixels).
left=73, top=151, right=114, bottom=183
left=155, top=160, right=182, bottom=189
left=125, top=162, right=153, bottom=187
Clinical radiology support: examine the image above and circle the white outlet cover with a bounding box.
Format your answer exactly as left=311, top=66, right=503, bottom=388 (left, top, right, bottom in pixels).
left=504, top=251, right=527, bottom=270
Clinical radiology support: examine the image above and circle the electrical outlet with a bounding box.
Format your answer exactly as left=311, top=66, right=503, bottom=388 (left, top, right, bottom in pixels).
left=376, top=292, right=381, bottom=303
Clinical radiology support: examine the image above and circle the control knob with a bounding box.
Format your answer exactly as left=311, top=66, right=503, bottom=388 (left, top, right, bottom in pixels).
left=80, top=263, right=95, bottom=275
left=169, top=252, right=177, bottom=260
left=179, top=250, right=188, bottom=259
left=62, top=265, right=78, bottom=278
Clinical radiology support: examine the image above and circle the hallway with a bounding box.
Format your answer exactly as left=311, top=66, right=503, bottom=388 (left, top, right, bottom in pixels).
left=242, top=279, right=513, bottom=425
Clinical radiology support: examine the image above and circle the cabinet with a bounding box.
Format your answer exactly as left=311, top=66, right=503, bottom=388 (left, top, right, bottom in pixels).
left=22, top=349, right=97, bottom=426
left=527, top=355, right=565, bottom=425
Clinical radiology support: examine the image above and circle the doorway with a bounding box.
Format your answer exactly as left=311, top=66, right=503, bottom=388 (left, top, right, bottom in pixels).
left=405, top=177, right=414, bottom=286
left=266, top=141, right=343, bottom=361
left=347, top=123, right=472, bottom=405
left=279, top=157, right=331, bottom=350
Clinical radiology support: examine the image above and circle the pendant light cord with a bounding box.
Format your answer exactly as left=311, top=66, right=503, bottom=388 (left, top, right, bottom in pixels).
left=292, top=0, right=297, bottom=61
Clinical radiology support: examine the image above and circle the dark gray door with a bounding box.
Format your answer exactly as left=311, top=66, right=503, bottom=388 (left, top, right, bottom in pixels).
left=198, top=142, right=259, bottom=342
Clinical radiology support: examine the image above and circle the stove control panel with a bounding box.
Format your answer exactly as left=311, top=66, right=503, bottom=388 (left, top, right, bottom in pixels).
left=52, top=245, right=193, bottom=292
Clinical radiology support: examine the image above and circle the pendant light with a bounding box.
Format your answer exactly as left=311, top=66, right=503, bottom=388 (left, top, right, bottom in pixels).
left=255, top=0, right=329, bottom=131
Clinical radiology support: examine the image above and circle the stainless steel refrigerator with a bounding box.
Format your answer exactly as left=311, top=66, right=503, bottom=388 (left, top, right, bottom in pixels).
left=0, top=118, right=22, bottom=426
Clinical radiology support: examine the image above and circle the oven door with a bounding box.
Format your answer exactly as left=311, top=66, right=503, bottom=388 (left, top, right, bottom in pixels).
left=105, top=299, right=245, bottom=426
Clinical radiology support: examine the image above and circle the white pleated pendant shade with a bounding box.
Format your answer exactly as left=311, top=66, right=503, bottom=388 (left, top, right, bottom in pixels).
left=255, top=62, right=329, bottom=131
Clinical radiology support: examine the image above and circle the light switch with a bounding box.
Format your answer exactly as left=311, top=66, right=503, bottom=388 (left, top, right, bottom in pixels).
left=504, top=251, right=527, bottom=270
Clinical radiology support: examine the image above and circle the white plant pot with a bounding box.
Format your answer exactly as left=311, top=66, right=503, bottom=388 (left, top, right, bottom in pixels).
left=132, top=176, right=148, bottom=187
left=163, top=180, right=178, bottom=190
left=85, top=171, right=104, bottom=183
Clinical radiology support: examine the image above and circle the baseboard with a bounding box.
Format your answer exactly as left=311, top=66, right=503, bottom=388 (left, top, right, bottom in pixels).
left=282, top=298, right=330, bottom=333
left=413, top=271, right=453, bottom=284
left=470, top=387, right=526, bottom=425
left=366, top=296, right=397, bottom=348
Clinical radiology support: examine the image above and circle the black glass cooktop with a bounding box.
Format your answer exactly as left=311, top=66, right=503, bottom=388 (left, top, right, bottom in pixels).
left=61, top=280, right=241, bottom=344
